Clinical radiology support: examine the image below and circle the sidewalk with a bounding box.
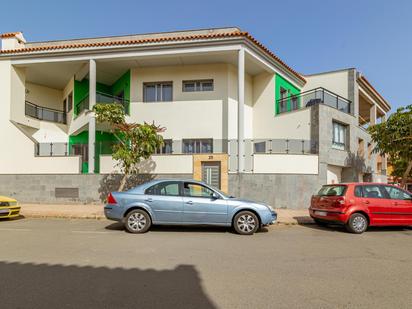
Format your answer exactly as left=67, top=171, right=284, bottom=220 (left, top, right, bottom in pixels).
left=19, top=204, right=314, bottom=225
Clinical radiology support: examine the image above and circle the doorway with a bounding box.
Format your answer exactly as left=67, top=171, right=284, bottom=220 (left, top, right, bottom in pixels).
left=201, top=161, right=221, bottom=189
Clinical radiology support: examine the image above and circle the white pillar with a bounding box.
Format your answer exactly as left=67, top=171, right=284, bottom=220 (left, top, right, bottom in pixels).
left=237, top=48, right=245, bottom=173
left=88, top=59, right=96, bottom=174
left=370, top=104, right=377, bottom=126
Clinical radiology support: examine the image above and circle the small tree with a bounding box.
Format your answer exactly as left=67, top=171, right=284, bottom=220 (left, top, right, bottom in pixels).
left=368, top=105, right=412, bottom=188
left=93, top=104, right=165, bottom=191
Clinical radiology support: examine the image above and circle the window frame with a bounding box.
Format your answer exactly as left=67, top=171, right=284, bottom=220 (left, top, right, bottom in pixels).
left=144, top=181, right=182, bottom=197
left=332, top=121, right=347, bottom=150
left=182, top=79, right=214, bottom=92
left=143, top=82, right=173, bottom=102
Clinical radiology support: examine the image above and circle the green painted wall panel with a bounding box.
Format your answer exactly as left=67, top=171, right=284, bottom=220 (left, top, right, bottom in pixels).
left=274, top=74, right=301, bottom=114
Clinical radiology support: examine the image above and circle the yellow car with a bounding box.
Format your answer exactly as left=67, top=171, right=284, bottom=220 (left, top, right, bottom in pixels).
left=0, top=196, right=21, bottom=219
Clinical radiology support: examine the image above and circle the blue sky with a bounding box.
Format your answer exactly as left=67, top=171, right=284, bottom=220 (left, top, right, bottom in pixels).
left=1, top=0, right=410, bottom=110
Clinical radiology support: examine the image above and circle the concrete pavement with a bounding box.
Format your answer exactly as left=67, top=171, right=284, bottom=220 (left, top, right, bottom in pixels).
left=19, top=203, right=314, bottom=224
left=0, top=218, right=411, bottom=308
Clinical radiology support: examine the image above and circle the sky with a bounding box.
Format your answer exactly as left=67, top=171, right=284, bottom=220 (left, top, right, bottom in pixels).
left=1, top=0, right=411, bottom=111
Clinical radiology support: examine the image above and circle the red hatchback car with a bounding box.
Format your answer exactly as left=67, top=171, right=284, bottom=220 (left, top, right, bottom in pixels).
left=310, top=183, right=412, bottom=234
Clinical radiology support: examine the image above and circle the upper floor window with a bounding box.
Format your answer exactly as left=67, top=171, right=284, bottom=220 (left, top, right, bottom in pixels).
left=279, top=87, right=288, bottom=113
left=182, top=80, right=214, bottom=92
left=156, top=139, right=173, bottom=154
left=254, top=141, right=266, bottom=153
left=143, top=82, right=173, bottom=102
left=332, top=121, right=347, bottom=150
left=183, top=139, right=213, bottom=154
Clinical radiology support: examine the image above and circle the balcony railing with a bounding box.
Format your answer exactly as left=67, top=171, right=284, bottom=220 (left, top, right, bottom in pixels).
left=25, top=101, right=67, bottom=124
left=75, top=91, right=130, bottom=116
left=277, top=87, right=351, bottom=115
left=35, top=143, right=69, bottom=156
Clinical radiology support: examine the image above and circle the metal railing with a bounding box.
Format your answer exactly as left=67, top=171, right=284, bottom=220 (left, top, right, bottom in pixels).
left=277, top=87, right=351, bottom=115
left=35, top=143, right=69, bottom=156
left=25, top=101, right=66, bottom=124
left=75, top=91, right=130, bottom=116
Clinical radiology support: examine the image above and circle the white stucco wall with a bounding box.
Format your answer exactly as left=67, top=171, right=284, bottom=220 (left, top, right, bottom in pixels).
left=26, top=82, right=63, bottom=111
left=303, top=70, right=349, bottom=99
left=100, top=155, right=193, bottom=174
left=0, top=61, right=80, bottom=174
left=326, top=165, right=342, bottom=184
left=253, top=154, right=319, bottom=174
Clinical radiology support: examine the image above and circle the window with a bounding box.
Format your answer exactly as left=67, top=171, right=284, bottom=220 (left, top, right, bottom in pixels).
left=156, top=139, right=173, bottom=154
left=145, top=181, right=180, bottom=196
left=290, top=95, right=299, bottom=111
left=358, top=185, right=386, bottom=199
left=182, top=80, right=214, bottom=92
left=332, top=121, right=347, bottom=150
left=183, top=182, right=215, bottom=198
left=143, top=82, right=173, bottom=102
left=254, top=141, right=266, bottom=153
left=279, top=87, right=288, bottom=113
left=382, top=186, right=412, bottom=200
left=67, top=92, right=73, bottom=112
left=317, top=185, right=347, bottom=196
left=183, top=139, right=213, bottom=154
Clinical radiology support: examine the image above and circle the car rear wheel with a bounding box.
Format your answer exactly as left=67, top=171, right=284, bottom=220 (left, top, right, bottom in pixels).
left=125, top=209, right=151, bottom=234
left=233, top=211, right=259, bottom=235
left=346, top=213, right=368, bottom=234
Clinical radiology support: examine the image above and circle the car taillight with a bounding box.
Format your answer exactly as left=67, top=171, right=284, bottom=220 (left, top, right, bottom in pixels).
left=107, top=193, right=117, bottom=205
left=334, top=197, right=345, bottom=207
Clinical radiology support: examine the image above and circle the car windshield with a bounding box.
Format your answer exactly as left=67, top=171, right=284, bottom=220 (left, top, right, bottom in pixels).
left=317, top=185, right=347, bottom=196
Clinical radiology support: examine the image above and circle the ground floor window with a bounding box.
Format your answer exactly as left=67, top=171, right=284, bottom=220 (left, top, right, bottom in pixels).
left=183, top=139, right=213, bottom=154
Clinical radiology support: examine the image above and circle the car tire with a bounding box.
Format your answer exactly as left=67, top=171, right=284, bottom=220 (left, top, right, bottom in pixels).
left=345, top=213, right=368, bottom=234
left=233, top=211, right=259, bottom=235
left=314, top=218, right=328, bottom=227
left=125, top=209, right=151, bottom=234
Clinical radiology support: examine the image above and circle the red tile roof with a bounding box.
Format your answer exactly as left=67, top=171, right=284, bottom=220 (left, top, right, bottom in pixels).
left=0, top=32, right=22, bottom=38
left=0, top=30, right=305, bottom=83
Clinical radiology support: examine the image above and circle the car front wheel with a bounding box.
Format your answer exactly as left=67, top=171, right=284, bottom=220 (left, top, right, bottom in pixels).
left=345, top=213, right=368, bottom=234
left=125, top=209, right=151, bottom=234
left=233, top=211, right=259, bottom=235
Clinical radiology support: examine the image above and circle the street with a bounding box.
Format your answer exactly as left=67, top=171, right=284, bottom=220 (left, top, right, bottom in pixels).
left=0, top=218, right=411, bottom=309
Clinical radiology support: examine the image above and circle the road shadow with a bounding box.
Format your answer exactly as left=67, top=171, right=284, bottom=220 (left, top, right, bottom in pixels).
left=0, top=261, right=216, bottom=309
left=105, top=222, right=269, bottom=234
left=293, top=216, right=314, bottom=225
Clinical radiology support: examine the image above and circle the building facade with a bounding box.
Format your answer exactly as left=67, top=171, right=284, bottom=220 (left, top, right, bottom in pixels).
left=0, top=28, right=390, bottom=206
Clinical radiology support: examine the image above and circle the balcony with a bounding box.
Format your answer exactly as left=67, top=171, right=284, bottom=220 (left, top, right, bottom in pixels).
left=277, top=87, right=351, bottom=115
left=25, top=101, right=67, bottom=124
left=75, top=91, right=130, bottom=116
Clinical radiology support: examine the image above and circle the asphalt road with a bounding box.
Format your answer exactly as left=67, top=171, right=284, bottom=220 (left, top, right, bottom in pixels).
left=0, top=218, right=411, bottom=309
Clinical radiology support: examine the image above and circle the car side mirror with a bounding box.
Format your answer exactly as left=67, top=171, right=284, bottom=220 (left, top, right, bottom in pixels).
left=211, top=192, right=220, bottom=200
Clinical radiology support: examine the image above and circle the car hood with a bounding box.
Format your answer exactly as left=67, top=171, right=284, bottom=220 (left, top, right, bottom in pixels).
left=0, top=196, right=17, bottom=203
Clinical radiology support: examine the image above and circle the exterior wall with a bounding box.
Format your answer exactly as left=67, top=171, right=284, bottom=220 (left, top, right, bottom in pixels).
left=229, top=174, right=323, bottom=209
left=326, top=165, right=342, bottom=184
left=253, top=154, right=318, bottom=174
left=100, top=155, right=194, bottom=174
left=25, top=82, right=63, bottom=111
left=303, top=70, right=349, bottom=99
left=130, top=64, right=230, bottom=140
left=0, top=60, right=80, bottom=174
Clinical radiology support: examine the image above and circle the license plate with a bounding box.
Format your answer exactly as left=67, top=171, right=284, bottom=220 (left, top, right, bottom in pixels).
left=316, top=211, right=327, bottom=217
left=0, top=209, right=10, bottom=214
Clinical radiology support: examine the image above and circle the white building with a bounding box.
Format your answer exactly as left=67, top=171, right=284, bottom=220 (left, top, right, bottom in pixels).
left=0, top=28, right=390, bottom=206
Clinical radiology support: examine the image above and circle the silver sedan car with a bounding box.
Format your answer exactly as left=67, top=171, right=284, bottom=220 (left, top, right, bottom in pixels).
left=104, top=179, right=277, bottom=235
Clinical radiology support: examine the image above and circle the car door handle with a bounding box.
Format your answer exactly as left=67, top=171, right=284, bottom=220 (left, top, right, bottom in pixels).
left=364, top=200, right=370, bottom=204
left=145, top=198, right=153, bottom=202
left=186, top=201, right=193, bottom=205
left=393, top=202, right=398, bottom=206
